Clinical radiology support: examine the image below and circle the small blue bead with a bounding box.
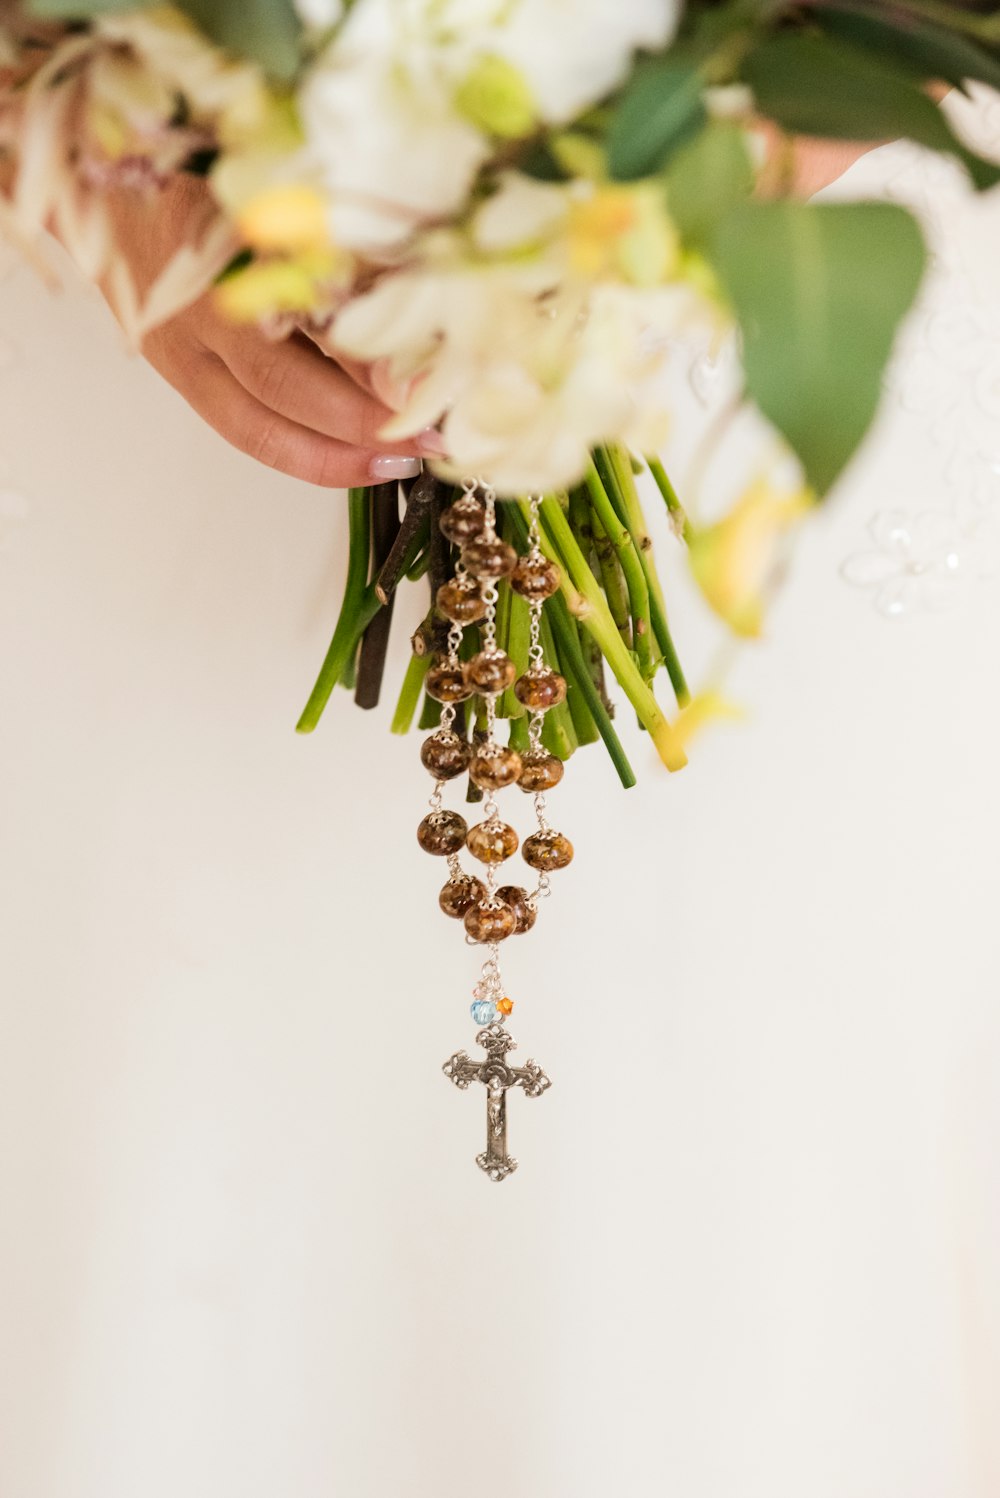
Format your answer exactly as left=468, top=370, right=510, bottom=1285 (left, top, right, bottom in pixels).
left=470, top=999, right=498, bottom=1026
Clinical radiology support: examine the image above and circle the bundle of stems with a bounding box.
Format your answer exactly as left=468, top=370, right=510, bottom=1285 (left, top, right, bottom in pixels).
left=296, top=448, right=692, bottom=789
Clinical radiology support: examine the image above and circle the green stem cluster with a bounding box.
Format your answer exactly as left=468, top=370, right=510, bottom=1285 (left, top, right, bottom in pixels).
left=296, top=452, right=692, bottom=785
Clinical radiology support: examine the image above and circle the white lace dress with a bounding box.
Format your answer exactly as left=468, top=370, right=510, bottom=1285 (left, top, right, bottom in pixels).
left=1, top=91, right=999, bottom=1498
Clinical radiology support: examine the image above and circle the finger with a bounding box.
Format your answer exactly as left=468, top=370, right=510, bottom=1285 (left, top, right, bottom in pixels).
left=173, top=351, right=422, bottom=488
left=213, top=326, right=439, bottom=455
left=298, top=323, right=380, bottom=400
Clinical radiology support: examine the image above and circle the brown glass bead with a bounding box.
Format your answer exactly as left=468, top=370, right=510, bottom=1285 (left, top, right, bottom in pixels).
left=438, top=875, right=486, bottom=919
left=469, top=745, right=523, bottom=792
left=420, top=730, right=469, bottom=781
left=417, top=810, right=468, bottom=856
left=466, top=819, right=519, bottom=865
left=497, top=885, right=537, bottom=934
left=425, top=661, right=473, bottom=704
left=517, top=748, right=565, bottom=793
left=439, top=495, right=487, bottom=545
left=522, top=829, right=573, bottom=871
left=461, top=537, right=517, bottom=579
left=436, top=575, right=487, bottom=625
left=514, top=668, right=567, bottom=711
left=511, top=555, right=561, bottom=601
left=464, top=900, right=517, bottom=944
left=465, top=649, right=517, bottom=696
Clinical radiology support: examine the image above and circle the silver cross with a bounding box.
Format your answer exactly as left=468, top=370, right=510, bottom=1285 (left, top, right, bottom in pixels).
left=443, top=1022, right=551, bottom=1182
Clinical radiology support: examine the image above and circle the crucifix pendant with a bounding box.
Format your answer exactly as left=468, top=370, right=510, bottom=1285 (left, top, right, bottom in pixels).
left=443, top=1022, right=551, bottom=1181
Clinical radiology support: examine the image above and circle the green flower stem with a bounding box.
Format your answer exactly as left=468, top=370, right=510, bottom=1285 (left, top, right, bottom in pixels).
left=646, top=455, right=690, bottom=541
left=405, top=539, right=431, bottom=582
left=509, top=713, right=530, bottom=753
left=508, top=501, right=629, bottom=779
left=542, top=693, right=577, bottom=761
left=297, top=489, right=374, bottom=733
left=390, top=651, right=431, bottom=736
left=568, top=486, right=598, bottom=576
left=298, top=488, right=426, bottom=733
left=584, top=460, right=655, bottom=680
left=550, top=618, right=599, bottom=748
left=527, top=495, right=688, bottom=773
left=538, top=608, right=579, bottom=759
left=418, top=691, right=442, bottom=731
left=501, top=588, right=530, bottom=720
left=588, top=503, right=632, bottom=648
left=546, top=593, right=636, bottom=789
left=494, top=574, right=512, bottom=685
left=604, top=444, right=690, bottom=707
left=568, top=488, right=615, bottom=708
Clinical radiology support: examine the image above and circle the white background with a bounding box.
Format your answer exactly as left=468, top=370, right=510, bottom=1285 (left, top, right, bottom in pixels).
left=1, top=127, right=999, bottom=1498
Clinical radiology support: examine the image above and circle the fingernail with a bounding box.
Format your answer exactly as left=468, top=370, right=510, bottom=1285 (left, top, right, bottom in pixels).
left=416, top=426, right=448, bottom=457
left=370, top=455, right=422, bottom=480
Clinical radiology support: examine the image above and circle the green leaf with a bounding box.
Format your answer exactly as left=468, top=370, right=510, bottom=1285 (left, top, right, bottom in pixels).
left=27, top=0, right=147, bottom=14
left=176, top=0, right=302, bottom=82
left=28, top=0, right=305, bottom=79
left=743, top=33, right=1000, bottom=190
left=817, top=6, right=1000, bottom=93
left=608, top=60, right=706, bottom=181
left=663, top=121, right=754, bottom=251
left=710, top=201, right=927, bottom=494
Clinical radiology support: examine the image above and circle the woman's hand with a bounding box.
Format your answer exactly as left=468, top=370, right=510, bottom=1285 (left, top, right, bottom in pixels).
left=100, top=124, right=895, bottom=490
left=102, top=176, right=432, bottom=489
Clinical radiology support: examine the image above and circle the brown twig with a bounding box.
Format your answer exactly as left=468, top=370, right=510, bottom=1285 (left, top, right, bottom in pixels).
left=355, top=482, right=401, bottom=710
left=374, top=468, right=439, bottom=604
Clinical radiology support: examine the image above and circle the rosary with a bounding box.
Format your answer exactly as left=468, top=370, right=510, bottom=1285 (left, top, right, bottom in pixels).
left=417, top=482, right=569, bottom=1181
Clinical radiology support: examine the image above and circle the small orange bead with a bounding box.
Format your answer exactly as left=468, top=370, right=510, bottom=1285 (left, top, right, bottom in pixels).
left=496, top=997, right=514, bottom=1017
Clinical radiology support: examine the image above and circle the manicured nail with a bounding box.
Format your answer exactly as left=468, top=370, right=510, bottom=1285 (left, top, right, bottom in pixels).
left=370, top=455, right=422, bottom=480
left=416, top=426, right=448, bottom=457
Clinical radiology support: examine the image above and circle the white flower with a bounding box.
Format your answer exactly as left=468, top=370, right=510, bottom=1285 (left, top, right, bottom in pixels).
left=333, top=230, right=707, bottom=492
left=299, top=0, right=491, bottom=251
left=841, top=510, right=963, bottom=617
left=294, top=0, right=344, bottom=27
left=489, top=0, right=678, bottom=124
left=299, top=0, right=680, bottom=252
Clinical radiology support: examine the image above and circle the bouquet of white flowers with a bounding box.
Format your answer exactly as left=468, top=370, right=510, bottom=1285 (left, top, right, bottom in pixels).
left=3, top=0, right=999, bottom=785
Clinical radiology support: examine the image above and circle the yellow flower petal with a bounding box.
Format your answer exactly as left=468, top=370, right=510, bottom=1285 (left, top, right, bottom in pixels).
left=237, top=184, right=331, bottom=254
left=215, top=252, right=341, bottom=321
left=673, top=690, right=744, bottom=749
left=688, top=480, right=814, bottom=637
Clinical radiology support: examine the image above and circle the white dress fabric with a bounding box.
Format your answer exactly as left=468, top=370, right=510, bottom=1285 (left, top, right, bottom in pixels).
left=1, top=92, right=999, bottom=1498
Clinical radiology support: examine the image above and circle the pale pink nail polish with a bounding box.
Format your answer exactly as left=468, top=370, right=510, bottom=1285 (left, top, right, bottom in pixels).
left=416, top=426, right=448, bottom=457
left=370, top=455, right=422, bottom=481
